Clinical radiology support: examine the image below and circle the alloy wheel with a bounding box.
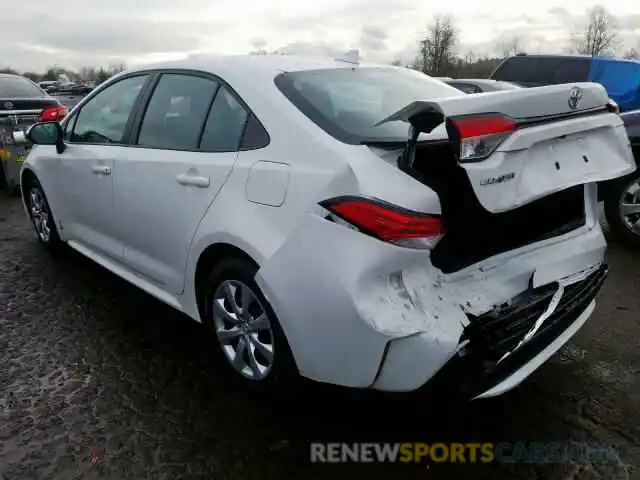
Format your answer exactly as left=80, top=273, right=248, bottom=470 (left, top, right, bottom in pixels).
left=619, top=177, right=640, bottom=235
left=29, top=187, right=51, bottom=243
left=212, top=279, right=275, bottom=380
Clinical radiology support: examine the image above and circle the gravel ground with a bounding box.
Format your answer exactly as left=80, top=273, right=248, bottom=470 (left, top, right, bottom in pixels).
left=0, top=194, right=638, bottom=480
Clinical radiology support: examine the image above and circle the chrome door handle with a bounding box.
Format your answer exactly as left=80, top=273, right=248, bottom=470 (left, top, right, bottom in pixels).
left=176, top=173, right=210, bottom=188
left=92, top=165, right=111, bottom=175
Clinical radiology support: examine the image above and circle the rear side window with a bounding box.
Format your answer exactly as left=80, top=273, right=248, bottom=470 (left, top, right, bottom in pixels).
left=0, top=75, right=46, bottom=97
left=199, top=87, right=249, bottom=152
left=448, top=82, right=482, bottom=94
left=137, top=74, right=219, bottom=150
left=491, top=57, right=589, bottom=87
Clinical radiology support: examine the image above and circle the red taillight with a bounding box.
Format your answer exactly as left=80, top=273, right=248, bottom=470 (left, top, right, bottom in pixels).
left=320, top=196, right=442, bottom=243
left=39, top=105, right=68, bottom=122
left=449, top=114, right=516, bottom=162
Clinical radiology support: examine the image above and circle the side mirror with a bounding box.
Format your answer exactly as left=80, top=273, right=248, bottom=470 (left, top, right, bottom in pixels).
left=26, top=121, right=66, bottom=154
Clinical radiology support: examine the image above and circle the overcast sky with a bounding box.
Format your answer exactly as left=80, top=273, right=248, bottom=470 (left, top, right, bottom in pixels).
left=3, top=0, right=639, bottom=72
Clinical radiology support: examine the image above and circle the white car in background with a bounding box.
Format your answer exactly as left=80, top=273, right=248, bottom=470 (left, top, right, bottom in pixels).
left=18, top=55, right=635, bottom=399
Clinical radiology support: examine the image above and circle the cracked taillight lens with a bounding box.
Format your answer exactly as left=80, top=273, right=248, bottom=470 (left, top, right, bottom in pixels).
left=321, top=196, right=443, bottom=248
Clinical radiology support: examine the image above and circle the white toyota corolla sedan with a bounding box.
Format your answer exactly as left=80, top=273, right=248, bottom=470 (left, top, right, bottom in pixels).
left=18, top=55, right=635, bottom=399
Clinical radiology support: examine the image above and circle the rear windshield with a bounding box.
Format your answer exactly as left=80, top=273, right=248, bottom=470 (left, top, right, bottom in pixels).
left=0, top=75, right=46, bottom=98
left=274, top=67, right=464, bottom=143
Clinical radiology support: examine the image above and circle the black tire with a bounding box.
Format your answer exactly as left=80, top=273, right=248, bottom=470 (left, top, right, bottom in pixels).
left=201, top=257, right=298, bottom=390
left=23, top=178, right=63, bottom=253
left=604, top=169, right=640, bottom=250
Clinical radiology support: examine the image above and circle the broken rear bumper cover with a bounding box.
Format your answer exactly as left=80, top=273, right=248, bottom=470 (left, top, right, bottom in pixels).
left=371, top=264, right=608, bottom=397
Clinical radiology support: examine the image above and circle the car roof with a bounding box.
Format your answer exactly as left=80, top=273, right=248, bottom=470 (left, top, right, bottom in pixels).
left=447, top=78, right=502, bottom=85
left=0, top=73, right=25, bottom=79
left=503, top=53, right=640, bottom=65
left=119, top=55, right=405, bottom=107
left=126, top=54, right=390, bottom=80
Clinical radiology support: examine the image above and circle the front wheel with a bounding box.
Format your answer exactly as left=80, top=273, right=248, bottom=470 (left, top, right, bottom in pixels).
left=25, top=179, right=62, bottom=252
left=604, top=169, right=640, bottom=249
left=201, top=257, right=298, bottom=390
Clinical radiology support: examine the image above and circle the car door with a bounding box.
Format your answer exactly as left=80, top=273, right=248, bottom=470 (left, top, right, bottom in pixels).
left=55, top=73, right=150, bottom=260
left=113, top=72, right=250, bottom=294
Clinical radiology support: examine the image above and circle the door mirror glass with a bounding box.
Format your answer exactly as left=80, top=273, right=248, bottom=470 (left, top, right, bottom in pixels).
left=26, top=121, right=66, bottom=153
left=27, top=122, right=61, bottom=145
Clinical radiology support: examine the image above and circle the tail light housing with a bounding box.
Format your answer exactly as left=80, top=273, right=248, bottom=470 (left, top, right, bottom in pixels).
left=320, top=196, right=443, bottom=249
left=447, top=113, right=516, bottom=163
left=39, top=105, right=69, bottom=122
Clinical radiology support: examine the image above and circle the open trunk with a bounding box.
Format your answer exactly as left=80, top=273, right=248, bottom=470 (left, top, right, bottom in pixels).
left=400, top=140, right=586, bottom=272
left=375, top=82, right=635, bottom=273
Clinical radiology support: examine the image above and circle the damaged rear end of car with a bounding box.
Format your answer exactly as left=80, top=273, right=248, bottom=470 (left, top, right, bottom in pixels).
left=371, top=82, right=633, bottom=397
left=259, top=70, right=635, bottom=398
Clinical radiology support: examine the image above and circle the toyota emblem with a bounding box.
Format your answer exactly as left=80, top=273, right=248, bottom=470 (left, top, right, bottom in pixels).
left=4, top=101, right=13, bottom=110
left=568, top=86, right=583, bottom=110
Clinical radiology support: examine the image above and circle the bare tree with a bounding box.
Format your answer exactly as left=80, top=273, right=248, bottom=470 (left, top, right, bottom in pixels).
left=418, top=14, right=457, bottom=76
left=497, top=36, right=524, bottom=57
left=573, top=5, right=619, bottom=56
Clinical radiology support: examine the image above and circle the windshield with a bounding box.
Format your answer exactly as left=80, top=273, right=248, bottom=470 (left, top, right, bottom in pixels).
left=0, top=75, right=47, bottom=98
left=274, top=67, right=464, bottom=143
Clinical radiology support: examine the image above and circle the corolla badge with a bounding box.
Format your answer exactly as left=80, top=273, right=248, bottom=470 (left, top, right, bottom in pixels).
left=480, top=172, right=515, bottom=186
left=568, top=86, right=583, bottom=110
left=4, top=101, right=13, bottom=110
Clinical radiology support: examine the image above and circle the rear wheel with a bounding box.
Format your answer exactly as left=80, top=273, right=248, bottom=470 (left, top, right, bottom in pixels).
left=604, top=169, right=640, bottom=249
left=201, top=257, right=297, bottom=390
left=24, top=179, right=62, bottom=252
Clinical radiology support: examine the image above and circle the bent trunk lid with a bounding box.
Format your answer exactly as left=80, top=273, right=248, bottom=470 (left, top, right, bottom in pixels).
left=377, top=82, right=636, bottom=213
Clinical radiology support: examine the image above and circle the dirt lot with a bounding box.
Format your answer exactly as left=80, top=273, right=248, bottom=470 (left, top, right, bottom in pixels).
left=0, top=194, right=638, bottom=480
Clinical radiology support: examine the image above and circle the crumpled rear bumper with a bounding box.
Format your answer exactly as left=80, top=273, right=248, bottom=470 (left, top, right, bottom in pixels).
left=372, top=264, right=607, bottom=397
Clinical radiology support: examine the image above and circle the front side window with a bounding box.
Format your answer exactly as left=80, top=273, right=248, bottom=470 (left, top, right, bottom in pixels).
left=274, top=67, right=464, bottom=144
left=137, top=74, right=219, bottom=150
left=70, top=75, right=148, bottom=144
